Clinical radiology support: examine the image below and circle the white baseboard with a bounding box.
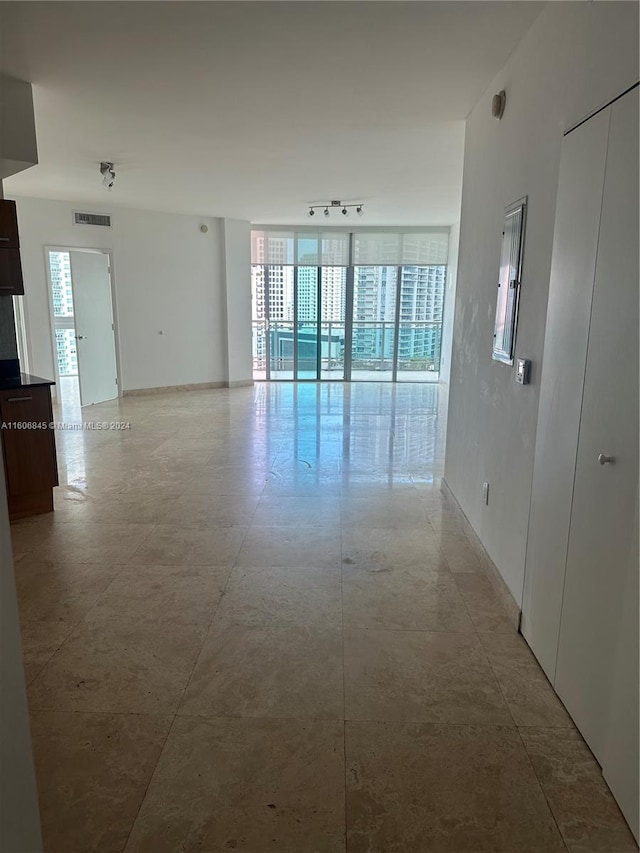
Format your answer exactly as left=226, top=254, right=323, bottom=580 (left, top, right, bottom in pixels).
left=440, top=478, right=521, bottom=629
left=226, top=379, right=254, bottom=388
left=123, top=381, right=226, bottom=396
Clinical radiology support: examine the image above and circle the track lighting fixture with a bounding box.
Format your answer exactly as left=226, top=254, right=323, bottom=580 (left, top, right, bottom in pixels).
left=307, top=200, right=364, bottom=218
left=100, top=161, right=115, bottom=189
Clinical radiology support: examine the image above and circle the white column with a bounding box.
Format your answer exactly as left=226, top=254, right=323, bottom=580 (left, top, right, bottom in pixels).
left=222, top=219, right=253, bottom=387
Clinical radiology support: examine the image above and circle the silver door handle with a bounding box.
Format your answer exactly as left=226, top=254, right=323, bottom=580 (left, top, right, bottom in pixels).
left=75, top=335, right=87, bottom=340
left=598, top=453, right=615, bottom=465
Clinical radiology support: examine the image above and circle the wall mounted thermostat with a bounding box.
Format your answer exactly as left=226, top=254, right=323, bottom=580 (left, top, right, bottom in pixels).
left=515, top=358, right=531, bottom=385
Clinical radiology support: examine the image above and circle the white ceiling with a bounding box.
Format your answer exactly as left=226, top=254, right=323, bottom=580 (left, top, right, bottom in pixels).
left=0, top=2, right=543, bottom=225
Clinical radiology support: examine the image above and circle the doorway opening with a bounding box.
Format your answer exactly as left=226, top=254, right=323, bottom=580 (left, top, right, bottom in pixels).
left=46, top=247, right=118, bottom=409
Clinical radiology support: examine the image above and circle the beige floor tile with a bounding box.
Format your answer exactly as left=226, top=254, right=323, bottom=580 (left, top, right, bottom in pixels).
left=215, top=565, right=342, bottom=629
left=453, top=573, right=514, bottom=633
left=10, top=518, right=57, bottom=559
left=179, top=624, right=343, bottom=720
left=262, top=476, right=343, bottom=498
left=125, top=716, right=345, bottom=853
left=85, top=565, right=231, bottom=624
left=130, top=523, right=247, bottom=566
left=71, top=490, right=180, bottom=524
left=342, top=569, right=474, bottom=632
left=345, top=720, right=566, bottom=852
left=160, top=492, right=260, bottom=528
left=15, top=561, right=118, bottom=623
left=519, top=727, right=637, bottom=853
left=19, top=620, right=76, bottom=685
left=14, top=382, right=618, bottom=850
left=31, top=711, right=172, bottom=853
left=236, top=526, right=342, bottom=568
left=187, top=471, right=269, bottom=495
left=27, top=521, right=156, bottom=565
left=253, top=496, right=341, bottom=527
left=433, top=530, right=483, bottom=573
left=28, top=616, right=207, bottom=714
left=340, top=496, right=429, bottom=529
left=344, top=628, right=511, bottom=725
left=479, top=633, right=574, bottom=728
left=341, top=527, right=449, bottom=574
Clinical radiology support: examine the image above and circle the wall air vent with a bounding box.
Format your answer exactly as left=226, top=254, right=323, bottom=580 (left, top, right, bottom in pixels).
left=73, top=211, right=112, bottom=227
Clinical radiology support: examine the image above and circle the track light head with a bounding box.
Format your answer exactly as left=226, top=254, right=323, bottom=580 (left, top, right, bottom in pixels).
left=324, top=207, right=330, bottom=217
left=100, top=161, right=115, bottom=189
left=342, top=207, right=348, bottom=216
left=356, top=205, right=364, bottom=216
left=308, top=207, right=315, bottom=217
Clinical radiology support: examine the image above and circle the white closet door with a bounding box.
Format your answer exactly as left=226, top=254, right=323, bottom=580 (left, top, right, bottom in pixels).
left=521, top=108, right=610, bottom=679
left=555, top=86, right=638, bottom=800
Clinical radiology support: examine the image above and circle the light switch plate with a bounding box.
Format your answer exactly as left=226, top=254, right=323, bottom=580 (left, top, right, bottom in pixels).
left=515, top=358, right=531, bottom=385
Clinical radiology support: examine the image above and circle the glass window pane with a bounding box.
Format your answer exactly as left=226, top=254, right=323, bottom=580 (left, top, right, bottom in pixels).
left=296, top=267, right=317, bottom=322
left=55, top=328, right=78, bottom=376
left=251, top=265, right=266, bottom=323
left=351, top=323, right=395, bottom=381
left=353, top=266, right=398, bottom=323
left=396, top=323, right=441, bottom=381
left=269, top=322, right=294, bottom=380
left=397, top=264, right=445, bottom=382
left=296, top=322, right=317, bottom=379
left=321, top=267, right=346, bottom=322
left=399, top=265, right=445, bottom=323
left=49, top=251, right=74, bottom=318
left=252, top=321, right=267, bottom=380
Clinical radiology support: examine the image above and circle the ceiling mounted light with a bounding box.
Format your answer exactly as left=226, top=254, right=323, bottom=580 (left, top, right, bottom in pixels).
left=100, top=161, right=115, bottom=189
left=307, top=200, right=365, bottom=218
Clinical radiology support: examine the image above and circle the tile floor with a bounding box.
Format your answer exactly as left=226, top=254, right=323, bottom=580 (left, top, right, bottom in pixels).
left=12, top=381, right=637, bottom=852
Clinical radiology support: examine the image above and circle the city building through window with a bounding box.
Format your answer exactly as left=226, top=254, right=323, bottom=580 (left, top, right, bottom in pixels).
left=251, top=230, right=448, bottom=382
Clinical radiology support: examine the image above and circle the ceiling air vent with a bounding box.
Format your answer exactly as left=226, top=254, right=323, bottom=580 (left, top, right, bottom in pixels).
left=73, top=211, right=112, bottom=227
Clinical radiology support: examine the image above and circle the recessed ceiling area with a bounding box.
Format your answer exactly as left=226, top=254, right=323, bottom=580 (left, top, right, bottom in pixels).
left=0, top=2, right=543, bottom=225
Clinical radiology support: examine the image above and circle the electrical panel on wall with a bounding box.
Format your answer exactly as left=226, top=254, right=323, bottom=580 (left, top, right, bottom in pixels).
left=492, top=197, right=527, bottom=365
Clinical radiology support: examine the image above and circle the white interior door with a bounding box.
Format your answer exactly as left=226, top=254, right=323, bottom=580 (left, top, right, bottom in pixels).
left=554, top=88, right=639, bottom=830
left=521, top=107, right=610, bottom=679
left=69, top=251, right=118, bottom=406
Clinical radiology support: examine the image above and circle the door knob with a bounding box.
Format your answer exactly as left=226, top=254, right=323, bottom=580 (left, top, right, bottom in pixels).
left=598, top=453, right=614, bottom=465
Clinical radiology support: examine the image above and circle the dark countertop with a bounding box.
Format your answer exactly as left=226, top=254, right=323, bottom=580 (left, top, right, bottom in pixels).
left=0, top=373, right=56, bottom=390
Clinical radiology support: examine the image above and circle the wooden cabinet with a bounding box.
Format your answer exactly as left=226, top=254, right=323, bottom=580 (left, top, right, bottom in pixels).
left=0, top=384, right=58, bottom=519
left=0, top=248, right=24, bottom=296
left=0, top=200, right=24, bottom=295
left=0, top=200, right=19, bottom=248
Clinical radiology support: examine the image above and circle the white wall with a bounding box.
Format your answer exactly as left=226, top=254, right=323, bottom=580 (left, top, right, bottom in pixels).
left=222, top=219, right=253, bottom=386
left=439, top=219, right=459, bottom=387
left=444, top=1, right=639, bottom=604
left=11, top=197, right=228, bottom=391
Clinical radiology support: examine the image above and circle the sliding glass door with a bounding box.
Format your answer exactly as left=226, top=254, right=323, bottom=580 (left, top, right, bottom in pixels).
left=251, top=230, right=447, bottom=383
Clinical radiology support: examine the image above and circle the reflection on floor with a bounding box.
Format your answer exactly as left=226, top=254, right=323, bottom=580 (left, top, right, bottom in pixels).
left=12, top=383, right=636, bottom=852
